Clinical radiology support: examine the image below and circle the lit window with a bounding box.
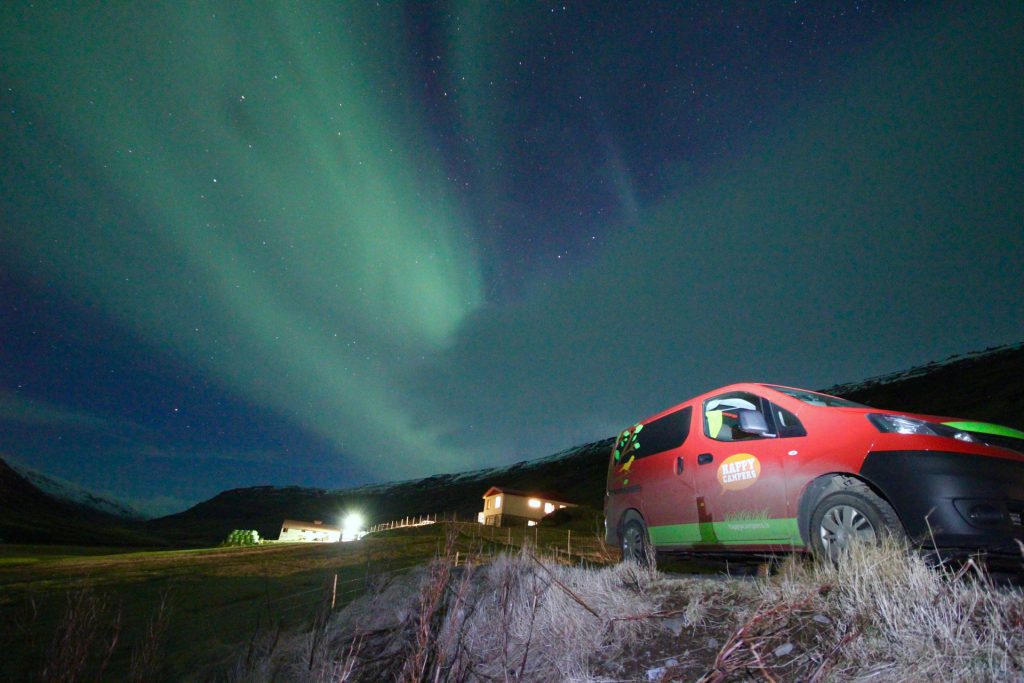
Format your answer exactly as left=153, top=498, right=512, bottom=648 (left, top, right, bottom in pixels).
left=528, top=498, right=541, bottom=508
left=495, top=495, right=502, bottom=509
left=544, top=502, right=554, bottom=514
left=558, top=505, right=566, bottom=509
left=528, top=520, right=537, bottom=527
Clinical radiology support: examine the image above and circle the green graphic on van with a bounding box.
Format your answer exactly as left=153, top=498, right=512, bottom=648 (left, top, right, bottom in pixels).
left=648, top=517, right=802, bottom=546
left=942, top=421, right=1024, bottom=440
left=722, top=509, right=770, bottom=522
left=613, top=423, right=643, bottom=470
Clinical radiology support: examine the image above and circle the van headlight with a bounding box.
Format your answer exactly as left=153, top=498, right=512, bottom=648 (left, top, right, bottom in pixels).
left=868, top=414, right=975, bottom=442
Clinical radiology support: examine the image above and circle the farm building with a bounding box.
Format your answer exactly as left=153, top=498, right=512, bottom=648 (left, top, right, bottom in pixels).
left=278, top=519, right=341, bottom=543
left=478, top=486, right=575, bottom=527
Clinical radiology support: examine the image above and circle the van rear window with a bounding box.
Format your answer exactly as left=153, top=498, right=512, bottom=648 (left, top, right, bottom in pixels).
left=635, top=406, right=692, bottom=459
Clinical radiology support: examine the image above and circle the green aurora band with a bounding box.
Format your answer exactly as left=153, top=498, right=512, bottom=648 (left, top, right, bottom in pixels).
left=2, top=4, right=483, bottom=475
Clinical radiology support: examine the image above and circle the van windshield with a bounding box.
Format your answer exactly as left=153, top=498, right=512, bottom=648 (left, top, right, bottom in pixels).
left=764, top=385, right=865, bottom=408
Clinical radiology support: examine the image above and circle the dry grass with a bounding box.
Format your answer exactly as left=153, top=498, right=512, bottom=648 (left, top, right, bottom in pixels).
left=39, top=588, right=121, bottom=683
left=678, top=540, right=1024, bottom=683
left=224, top=538, right=1024, bottom=683
left=750, top=541, right=1024, bottom=682
left=23, top=587, right=172, bottom=683
left=14, top=527, right=1003, bottom=682
left=226, top=534, right=660, bottom=682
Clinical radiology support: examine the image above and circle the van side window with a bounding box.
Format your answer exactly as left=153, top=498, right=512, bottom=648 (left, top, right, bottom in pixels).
left=704, top=392, right=771, bottom=442
left=634, top=406, right=692, bottom=460
left=771, top=403, right=807, bottom=438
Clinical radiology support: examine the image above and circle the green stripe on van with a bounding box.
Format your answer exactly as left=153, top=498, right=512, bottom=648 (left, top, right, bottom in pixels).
left=649, top=517, right=803, bottom=546
left=942, top=421, right=1024, bottom=440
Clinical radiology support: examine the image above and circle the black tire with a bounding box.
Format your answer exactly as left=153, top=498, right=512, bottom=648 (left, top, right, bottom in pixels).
left=620, top=515, right=654, bottom=567
left=809, top=478, right=904, bottom=563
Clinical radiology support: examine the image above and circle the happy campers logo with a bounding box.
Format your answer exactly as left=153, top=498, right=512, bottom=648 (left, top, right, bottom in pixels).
left=717, top=453, right=761, bottom=491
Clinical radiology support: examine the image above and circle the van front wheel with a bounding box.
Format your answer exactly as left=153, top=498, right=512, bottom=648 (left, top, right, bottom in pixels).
left=620, top=517, right=654, bottom=567
left=809, top=480, right=903, bottom=563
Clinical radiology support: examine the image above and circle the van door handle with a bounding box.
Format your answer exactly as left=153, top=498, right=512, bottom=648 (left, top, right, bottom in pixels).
left=697, top=453, right=713, bottom=465
left=675, top=456, right=684, bottom=475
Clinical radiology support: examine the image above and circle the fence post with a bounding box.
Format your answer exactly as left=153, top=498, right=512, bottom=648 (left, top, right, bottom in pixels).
left=567, top=529, right=572, bottom=556
left=331, top=573, right=338, bottom=609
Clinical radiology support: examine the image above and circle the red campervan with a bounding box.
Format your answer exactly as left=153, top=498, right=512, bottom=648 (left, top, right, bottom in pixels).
left=604, top=384, right=1024, bottom=566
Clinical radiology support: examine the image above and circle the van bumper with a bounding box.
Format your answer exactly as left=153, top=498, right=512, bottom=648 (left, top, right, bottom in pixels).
left=859, top=450, right=1024, bottom=559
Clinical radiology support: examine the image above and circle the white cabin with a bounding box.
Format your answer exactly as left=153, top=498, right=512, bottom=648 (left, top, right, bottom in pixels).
left=278, top=519, right=341, bottom=543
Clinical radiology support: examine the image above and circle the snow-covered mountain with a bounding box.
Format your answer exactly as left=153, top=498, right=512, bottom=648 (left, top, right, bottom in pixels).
left=6, top=459, right=146, bottom=520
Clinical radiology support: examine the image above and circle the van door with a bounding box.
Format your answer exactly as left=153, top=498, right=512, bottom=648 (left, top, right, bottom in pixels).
left=689, top=391, right=796, bottom=545
left=635, top=406, right=703, bottom=547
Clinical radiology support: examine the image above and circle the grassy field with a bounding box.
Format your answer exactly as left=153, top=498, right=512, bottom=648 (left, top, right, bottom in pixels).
left=0, top=522, right=615, bottom=681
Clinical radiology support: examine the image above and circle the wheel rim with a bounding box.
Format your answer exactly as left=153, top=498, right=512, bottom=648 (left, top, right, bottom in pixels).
left=622, top=524, right=645, bottom=562
left=818, top=504, right=876, bottom=560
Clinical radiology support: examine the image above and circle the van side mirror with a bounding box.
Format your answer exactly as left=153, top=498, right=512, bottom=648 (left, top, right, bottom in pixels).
left=737, top=409, right=773, bottom=436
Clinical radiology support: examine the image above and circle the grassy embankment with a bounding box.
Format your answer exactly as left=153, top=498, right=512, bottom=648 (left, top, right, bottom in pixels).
left=235, top=537, right=1024, bottom=683
left=0, top=521, right=612, bottom=681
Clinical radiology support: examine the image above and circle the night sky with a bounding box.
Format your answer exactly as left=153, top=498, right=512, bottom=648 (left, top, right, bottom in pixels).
left=1, top=3, right=1021, bottom=515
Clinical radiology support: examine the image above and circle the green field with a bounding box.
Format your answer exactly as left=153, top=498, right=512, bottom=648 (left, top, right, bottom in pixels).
left=0, top=522, right=614, bottom=681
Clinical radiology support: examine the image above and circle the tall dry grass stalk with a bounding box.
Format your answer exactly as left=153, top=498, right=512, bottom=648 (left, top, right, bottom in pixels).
left=39, top=588, right=121, bottom=683
left=128, top=590, right=171, bottom=683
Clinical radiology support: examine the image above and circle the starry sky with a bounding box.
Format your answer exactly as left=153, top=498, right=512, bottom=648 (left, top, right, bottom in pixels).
left=1, top=2, right=1021, bottom=516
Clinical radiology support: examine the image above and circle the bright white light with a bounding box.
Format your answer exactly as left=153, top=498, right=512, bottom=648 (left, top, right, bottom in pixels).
left=544, top=502, right=554, bottom=514
left=528, top=520, right=537, bottom=527
left=528, top=498, right=541, bottom=508
left=495, top=495, right=502, bottom=509
left=342, top=513, right=364, bottom=542
left=344, top=512, right=364, bottom=532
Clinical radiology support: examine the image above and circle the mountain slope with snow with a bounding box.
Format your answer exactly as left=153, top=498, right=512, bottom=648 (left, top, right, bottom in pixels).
left=0, top=456, right=164, bottom=545
left=6, top=459, right=145, bottom=520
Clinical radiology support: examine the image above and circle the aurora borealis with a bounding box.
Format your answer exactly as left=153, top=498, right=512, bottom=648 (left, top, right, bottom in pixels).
left=1, top=3, right=1021, bottom=514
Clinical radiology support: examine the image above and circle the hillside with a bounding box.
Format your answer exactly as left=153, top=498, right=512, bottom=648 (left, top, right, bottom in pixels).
left=148, top=342, right=1024, bottom=546
left=7, top=459, right=146, bottom=520
left=0, top=457, right=165, bottom=546
left=824, top=343, right=1024, bottom=427
left=145, top=439, right=614, bottom=545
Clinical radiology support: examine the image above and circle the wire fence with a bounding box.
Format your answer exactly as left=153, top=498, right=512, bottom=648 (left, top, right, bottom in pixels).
left=367, top=514, right=440, bottom=533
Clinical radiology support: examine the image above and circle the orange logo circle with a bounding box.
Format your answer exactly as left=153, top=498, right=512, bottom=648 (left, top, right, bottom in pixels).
left=717, top=453, right=761, bottom=491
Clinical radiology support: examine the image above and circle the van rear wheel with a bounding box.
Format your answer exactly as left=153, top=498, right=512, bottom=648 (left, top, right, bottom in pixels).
left=620, top=516, right=654, bottom=567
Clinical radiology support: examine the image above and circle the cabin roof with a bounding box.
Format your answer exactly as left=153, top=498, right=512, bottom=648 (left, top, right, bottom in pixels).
left=481, top=486, right=574, bottom=505
left=280, top=519, right=341, bottom=532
